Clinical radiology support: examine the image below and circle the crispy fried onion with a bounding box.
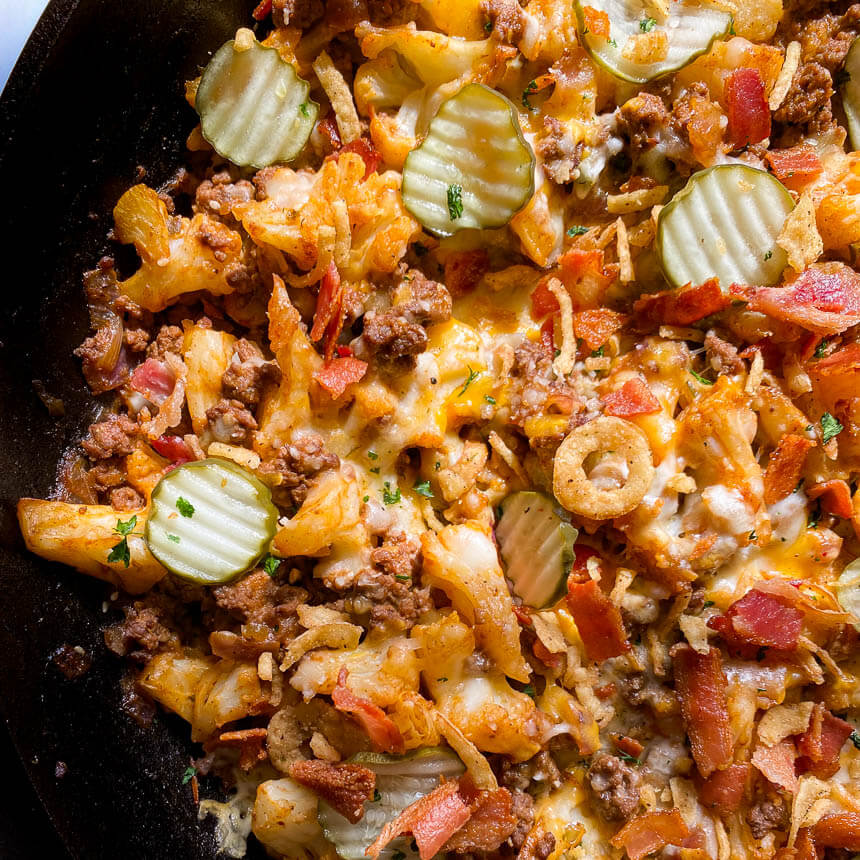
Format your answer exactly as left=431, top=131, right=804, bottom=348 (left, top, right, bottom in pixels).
left=553, top=417, right=655, bottom=518
left=788, top=775, right=831, bottom=848
left=757, top=702, right=814, bottom=747
left=769, top=41, right=801, bottom=111
left=286, top=225, right=336, bottom=287
left=434, top=711, right=498, bottom=791
left=279, top=622, right=362, bottom=671
left=312, top=51, right=361, bottom=144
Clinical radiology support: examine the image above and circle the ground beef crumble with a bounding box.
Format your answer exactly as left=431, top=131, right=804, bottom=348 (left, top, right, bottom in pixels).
left=587, top=752, right=641, bottom=821
left=259, top=434, right=340, bottom=507
left=81, top=414, right=139, bottom=460
left=221, top=339, right=281, bottom=408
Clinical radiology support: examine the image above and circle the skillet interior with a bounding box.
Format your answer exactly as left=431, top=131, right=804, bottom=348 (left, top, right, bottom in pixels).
left=0, top=0, right=268, bottom=856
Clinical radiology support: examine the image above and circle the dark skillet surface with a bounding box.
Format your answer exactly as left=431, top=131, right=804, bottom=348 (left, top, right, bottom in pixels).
left=0, top=0, right=269, bottom=856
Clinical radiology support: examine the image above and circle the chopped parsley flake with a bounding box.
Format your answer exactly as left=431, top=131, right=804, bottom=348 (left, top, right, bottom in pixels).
left=437, top=677, right=448, bottom=683
left=367, top=450, right=379, bottom=460
left=728, top=15, right=735, bottom=35
left=167, top=534, right=180, bottom=544
left=851, top=730, right=860, bottom=751
left=108, top=515, right=137, bottom=567
left=182, top=766, right=197, bottom=785
left=522, top=80, right=538, bottom=111
left=447, top=184, right=464, bottom=221
left=689, top=369, right=713, bottom=386
left=362, top=495, right=369, bottom=503
left=262, top=555, right=280, bottom=576
left=373, top=789, right=382, bottom=802
left=382, top=482, right=401, bottom=505
left=483, top=19, right=493, bottom=32
left=591, top=345, right=604, bottom=358
left=176, top=496, right=195, bottom=518
left=395, top=574, right=411, bottom=582
left=607, top=37, right=617, bottom=47
left=458, top=366, right=480, bottom=397
left=567, top=225, right=589, bottom=237
left=413, top=480, right=434, bottom=499
left=640, top=17, right=657, bottom=31
left=618, top=751, right=641, bottom=766
left=299, top=102, right=310, bottom=117
left=703, top=600, right=715, bottom=608
left=814, top=339, right=830, bottom=359
left=522, top=684, right=536, bottom=698
left=484, top=394, right=496, bottom=405
left=821, top=412, right=844, bottom=444
left=763, top=250, right=773, bottom=261
left=115, top=515, right=137, bottom=536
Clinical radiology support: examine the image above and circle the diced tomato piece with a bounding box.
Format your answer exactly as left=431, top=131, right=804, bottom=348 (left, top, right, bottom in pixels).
left=633, top=278, right=729, bottom=325
left=603, top=377, right=661, bottom=418
left=725, top=68, right=771, bottom=148
left=610, top=810, right=690, bottom=860
left=762, top=434, right=816, bottom=505
left=751, top=740, right=798, bottom=793
left=314, top=357, right=368, bottom=400
left=796, top=704, right=853, bottom=779
left=445, top=250, right=489, bottom=297
left=331, top=667, right=404, bottom=754
left=530, top=279, right=560, bottom=320
left=700, top=763, right=750, bottom=815
left=766, top=146, right=824, bottom=191
left=582, top=5, right=611, bottom=38
left=707, top=588, right=804, bottom=655
left=743, top=264, right=860, bottom=336
left=339, top=137, right=381, bottom=180
left=335, top=344, right=354, bottom=357
left=807, top=479, right=853, bottom=518
left=572, top=308, right=626, bottom=350
left=813, top=813, right=860, bottom=850
left=252, top=0, right=272, bottom=19
left=670, top=645, right=733, bottom=777
left=558, top=249, right=613, bottom=309
left=150, top=434, right=193, bottom=464
left=130, top=357, right=175, bottom=405
left=566, top=579, right=629, bottom=663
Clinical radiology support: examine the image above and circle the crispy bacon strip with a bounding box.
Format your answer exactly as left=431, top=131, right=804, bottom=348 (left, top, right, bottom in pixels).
left=700, top=762, right=750, bottom=815
left=558, top=249, right=613, bottom=310
left=566, top=579, right=629, bottom=663
left=442, top=784, right=516, bottom=853
left=742, top=264, right=860, bottom=336
left=366, top=779, right=470, bottom=860
left=796, top=704, right=853, bottom=779
left=610, top=809, right=691, bottom=860
left=252, top=0, right=272, bottom=19
left=807, top=479, right=853, bottom=518
left=314, top=357, right=368, bottom=399
left=130, top=357, right=175, bottom=404
left=445, top=250, right=489, bottom=297
left=762, top=434, right=815, bottom=505
left=572, top=308, right=626, bottom=350
left=151, top=434, right=194, bottom=464
left=338, top=138, right=380, bottom=180
left=751, top=740, right=797, bottom=792
left=603, top=377, right=660, bottom=418
left=707, top=588, right=804, bottom=654
left=812, top=813, right=860, bottom=850
left=289, top=759, right=375, bottom=824
left=725, top=68, right=771, bottom=148
left=531, top=279, right=560, bottom=319
left=332, top=667, right=404, bottom=754
left=766, top=146, right=823, bottom=191
left=310, top=262, right=344, bottom=362
left=670, top=645, right=733, bottom=777
left=205, top=727, right=268, bottom=772
left=632, top=278, right=729, bottom=326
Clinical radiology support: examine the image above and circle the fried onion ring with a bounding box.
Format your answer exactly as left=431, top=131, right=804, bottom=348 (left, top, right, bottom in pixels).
left=552, top=416, right=654, bottom=518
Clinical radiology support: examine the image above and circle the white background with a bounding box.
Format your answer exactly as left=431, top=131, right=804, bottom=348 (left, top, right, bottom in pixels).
left=0, top=0, right=51, bottom=94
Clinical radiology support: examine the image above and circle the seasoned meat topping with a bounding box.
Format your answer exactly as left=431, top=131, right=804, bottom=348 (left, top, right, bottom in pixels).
left=587, top=752, right=641, bottom=821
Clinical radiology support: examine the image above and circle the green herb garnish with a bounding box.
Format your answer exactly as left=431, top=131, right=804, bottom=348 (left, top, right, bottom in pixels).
left=567, top=225, right=589, bottom=237
left=182, top=766, right=197, bottom=785
left=262, top=555, right=281, bottom=576
left=382, top=482, right=401, bottom=505
left=413, top=480, right=434, bottom=499
left=447, top=184, right=464, bottom=220
left=167, top=534, right=180, bottom=544
left=821, top=412, right=844, bottom=444
left=176, top=496, right=195, bottom=518
left=458, top=366, right=480, bottom=397
left=107, top=515, right=138, bottom=568
left=690, top=369, right=713, bottom=386
left=640, top=17, right=656, bottom=31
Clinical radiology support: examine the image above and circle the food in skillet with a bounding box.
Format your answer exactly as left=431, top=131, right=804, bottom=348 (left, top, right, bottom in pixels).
left=15, top=0, right=860, bottom=856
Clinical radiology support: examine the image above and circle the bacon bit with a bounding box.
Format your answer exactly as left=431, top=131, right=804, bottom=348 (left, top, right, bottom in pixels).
left=572, top=308, right=625, bottom=350
left=190, top=773, right=199, bottom=804
left=332, top=667, right=404, bottom=754
left=603, top=377, right=661, bottom=418
left=205, top=728, right=268, bottom=772
left=150, top=434, right=194, bottom=464
left=595, top=682, right=617, bottom=700
left=633, top=278, right=729, bottom=326
left=252, top=0, right=272, bottom=19
left=530, top=279, right=560, bottom=320
left=571, top=544, right=601, bottom=577
left=743, top=263, right=860, bottom=336
left=366, top=779, right=470, bottom=860
left=812, top=813, right=860, bottom=850
left=752, top=740, right=798, bottom=792
left=444, top=250, right=490, bottom=298
left=700, top=762, right=750, bottom=815
left=613, top=734, right=644, bottom=759
left=670, top=645, right=733, bottom=777
left=539, top=316, right=555, bottom=358
left=558, top=249, right=614, bottom=310
left=725, top=68, right=771, bottom=148
left=763, top=434, right=816, bottom=505
left=807, top=479, right=853, bottom=518
left=796, top=704, right=853, bottom=779
left=443, top=784, right=516, bottom=853
left=513, top=605, right=533, bottom=627
left=314, top=357, right=368, bottom=400
left=288, top=759, right=375, bottom=824
left=335, top=345, right=354, bottom=357
left=581, top=5, right=611, bottom=38
left=708, top=587, right=804, bottom=656
left=610, top=809, right=691, bottom=860
left=130, top=357, right=175, bottom=404
left=310, top=261, right=344, bottom=362
left=318, top=113, right=342, bottom=151
left=533, top=638, right=563, bottom=668
left=566, top=579, right=629, bottom=663
left=338, top=138, right=380, bottom=180
left=766, top=147, right=823, bottom=192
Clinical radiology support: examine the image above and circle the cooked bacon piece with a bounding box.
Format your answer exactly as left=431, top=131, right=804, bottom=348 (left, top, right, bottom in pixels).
left=443, top=785, right=516, bottom=853
left=610, top=809, right=691, bottom=860
left=725, top=68, right=771, bottom=148
left=206, top=728, right=268, bottom=771
left=603, top=378, right=660, bottom=418
left=707, top=588, right=804, bottom=654
left=150, top=434, right=194, bottom=464
left=366, top=779, right=471, bottom=860
left=338, top=138, right=380, bottom=180
left=558, top=249, right=614, bottom=309
left=130, top=357, right=175, bottom=405
left=612, top=734, right=644, bottom=760
left=632, top=279, right=729, bottom=326
left=444, top=250, right=489, bottom=297
left=812, top=813, right=860, bottom=850
left=331, top=667, right=404, bottom=754
left=252, top=0, right=272, bottom=19
left=310, top=262, right=344, bottom=362
left=762, top=434, right=815, bottom=505
left=796, top=704, right=853, bottom=779
left=743, top=264, right=860, bottom=336
left=766, top=146, right=823, bottom=191
left=531, top=279, right=560, bottom=319
left=807, top=479, right=853, bottom=518
left=288, top=759, right=375, bottom=824
left=572, top=308, right=626, bottom=351
left=566, top=579, right=629, bottom=663
left=313, top=357, right=368, bottom=399
left=751, top=740, right=797, bottom=793
left=581, top=5, right=610, bottom=38
left=670, top=645, right=733, bottom=777
left=700, top=762, right=750, bottom=815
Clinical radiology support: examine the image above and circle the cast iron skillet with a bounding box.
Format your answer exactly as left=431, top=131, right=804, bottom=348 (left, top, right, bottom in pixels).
left=0, top=1, right=270, bottom=856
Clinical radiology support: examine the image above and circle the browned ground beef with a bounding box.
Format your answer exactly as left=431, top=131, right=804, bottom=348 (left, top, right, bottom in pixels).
left=259, top=434, right=340, bottom=507
left=747, top=797, right=788, bottom=839
left=617, top=93, right=670, bottom=156
left=221, top=339, right=281, bottom=407
left=587, top=752, right=641, bottom=821
left=81, top=414, right=139, bottom=459
left=205, top=398, right=258, bottom=444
